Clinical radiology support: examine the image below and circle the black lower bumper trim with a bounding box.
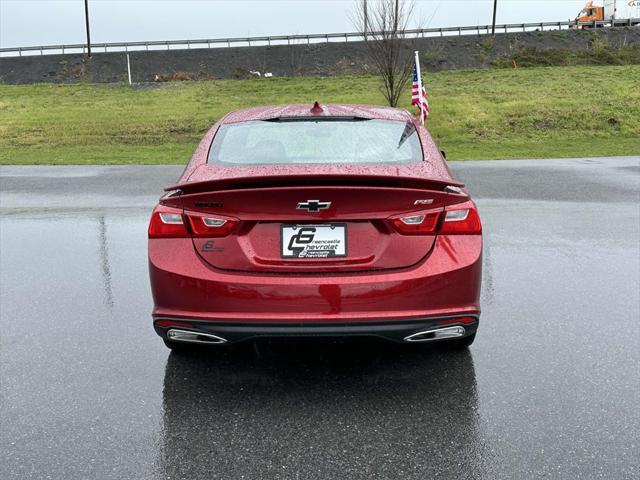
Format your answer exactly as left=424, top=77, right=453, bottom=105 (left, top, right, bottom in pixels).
left=153, top=315, right=479, bottom=344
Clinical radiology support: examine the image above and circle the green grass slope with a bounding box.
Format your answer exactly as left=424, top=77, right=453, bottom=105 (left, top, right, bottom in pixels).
left=0, top=65, right=638, bottom=164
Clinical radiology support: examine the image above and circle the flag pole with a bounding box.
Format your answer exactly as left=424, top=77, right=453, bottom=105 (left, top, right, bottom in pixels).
left=414, top=51, right=424, bottom=125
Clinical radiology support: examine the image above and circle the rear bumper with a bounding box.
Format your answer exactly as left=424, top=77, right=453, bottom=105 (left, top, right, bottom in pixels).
left=149, top=235, right=482, bottom=323
left=153, top=315, right=479, bottom=344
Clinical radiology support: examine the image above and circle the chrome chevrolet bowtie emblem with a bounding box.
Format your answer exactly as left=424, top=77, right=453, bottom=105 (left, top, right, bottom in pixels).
left=297, top=200, right=331, bottom=213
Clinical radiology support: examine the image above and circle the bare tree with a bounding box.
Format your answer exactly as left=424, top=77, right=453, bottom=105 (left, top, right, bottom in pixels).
left=353, top=0, right=415, bottom=107
left=288, top=39, right=308, bottom=77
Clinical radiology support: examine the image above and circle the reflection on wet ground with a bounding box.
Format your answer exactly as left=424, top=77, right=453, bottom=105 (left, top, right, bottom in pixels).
left=161, top=341, right=486, bottom=479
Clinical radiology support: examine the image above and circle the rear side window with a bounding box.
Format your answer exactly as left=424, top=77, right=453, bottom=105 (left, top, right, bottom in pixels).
left=208, top=119, right=423, bottom=165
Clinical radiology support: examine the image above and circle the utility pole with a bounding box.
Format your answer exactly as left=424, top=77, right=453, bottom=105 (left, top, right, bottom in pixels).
left=491, top=0, right=498, bottom=36
left=364, top=0, right=368, bottom=41
left=84, top=0, right=92, bottom=57
left=394, top=0, right=399, bottom=33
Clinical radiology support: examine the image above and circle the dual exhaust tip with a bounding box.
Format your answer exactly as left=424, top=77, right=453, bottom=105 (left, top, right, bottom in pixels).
left=167, top=325, right=466, bottom=345
left=167, top=329, right=227, bottom=345
left=403, top=325, right=466, bottom=343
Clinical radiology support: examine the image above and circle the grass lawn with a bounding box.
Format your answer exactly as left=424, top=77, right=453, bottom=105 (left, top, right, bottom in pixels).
left=0, top=65, right=638, bottom=164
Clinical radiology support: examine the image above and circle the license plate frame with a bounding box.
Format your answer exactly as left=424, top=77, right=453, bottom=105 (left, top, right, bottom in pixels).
left=280, top=224, right=347, bottom=259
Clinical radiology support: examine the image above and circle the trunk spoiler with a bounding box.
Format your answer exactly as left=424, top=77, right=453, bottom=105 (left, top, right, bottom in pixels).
left=165, top=173, right=464, bottom=194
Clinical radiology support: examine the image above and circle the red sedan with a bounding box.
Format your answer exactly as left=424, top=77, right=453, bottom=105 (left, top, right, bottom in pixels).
left=148, top=103, right=482, bottom=350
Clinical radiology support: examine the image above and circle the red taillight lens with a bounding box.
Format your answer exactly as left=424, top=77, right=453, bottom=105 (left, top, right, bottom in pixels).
left=149, top=206, right=239, bottom=239
left=148, top=205, right=189, bottom=238
left=185, top=211, right=239, bottom=238
left=389, top=211, right=441, bottom=235
left=439, top=202, right=482, bottom=235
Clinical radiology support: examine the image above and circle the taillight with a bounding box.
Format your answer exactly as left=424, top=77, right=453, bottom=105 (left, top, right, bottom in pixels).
left=389, top=211, right=441, bottom=235
left=185, top=211, right=239, bottom=238
left=439, top=201, right=482, bottom=235
left=148, top=205, right=189, bottom=238
left=148, top=206, right=239, bottom=238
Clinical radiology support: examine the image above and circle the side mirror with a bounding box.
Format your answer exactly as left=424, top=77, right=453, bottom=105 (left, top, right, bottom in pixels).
left=440, top=150, right=447, bottom=160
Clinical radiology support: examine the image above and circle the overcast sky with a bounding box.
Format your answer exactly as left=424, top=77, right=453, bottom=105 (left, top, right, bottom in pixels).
left=1, top=0, right=587, bottom=48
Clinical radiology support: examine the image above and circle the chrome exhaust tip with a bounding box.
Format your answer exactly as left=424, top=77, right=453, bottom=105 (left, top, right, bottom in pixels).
left=404, top=326, right=466, bottom=343
left=166, top=329, right=227, bottom=345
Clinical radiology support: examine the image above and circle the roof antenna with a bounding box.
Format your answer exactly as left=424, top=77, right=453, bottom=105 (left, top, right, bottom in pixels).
left=310, top=101, right=323, bottom=114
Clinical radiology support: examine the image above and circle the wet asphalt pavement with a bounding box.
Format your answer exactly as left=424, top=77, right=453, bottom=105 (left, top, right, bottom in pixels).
left=1, top=157, right=639, bottom=479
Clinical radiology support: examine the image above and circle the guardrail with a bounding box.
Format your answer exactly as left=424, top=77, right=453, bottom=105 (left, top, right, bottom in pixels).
left=1, top=19, right=638, bottom=57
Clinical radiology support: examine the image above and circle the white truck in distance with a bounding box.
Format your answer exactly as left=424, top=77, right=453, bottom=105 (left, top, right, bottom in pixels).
left=574, top=1, right=640, bottom=26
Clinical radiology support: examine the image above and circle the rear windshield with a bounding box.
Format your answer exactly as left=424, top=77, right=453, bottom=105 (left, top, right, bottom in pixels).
left=207, top=119, right=423, bottom=165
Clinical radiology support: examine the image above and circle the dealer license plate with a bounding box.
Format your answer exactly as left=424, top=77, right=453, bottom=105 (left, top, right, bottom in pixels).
left=281, top=224, right=347, bottom=258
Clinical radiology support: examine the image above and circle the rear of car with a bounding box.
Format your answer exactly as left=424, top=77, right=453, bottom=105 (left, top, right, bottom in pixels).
left=148, top=104, right=482, bottom=349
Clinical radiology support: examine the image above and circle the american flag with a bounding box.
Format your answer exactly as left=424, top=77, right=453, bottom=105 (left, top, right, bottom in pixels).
left=411, top=52, right=430, bottom=124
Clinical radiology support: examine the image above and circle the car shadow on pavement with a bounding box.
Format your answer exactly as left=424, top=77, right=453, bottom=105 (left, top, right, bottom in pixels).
left=159, top=340, right=489, bottom=479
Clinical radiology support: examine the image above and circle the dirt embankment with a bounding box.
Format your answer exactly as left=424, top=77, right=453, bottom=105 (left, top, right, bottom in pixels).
left=1, top=27, right=638, bottom=84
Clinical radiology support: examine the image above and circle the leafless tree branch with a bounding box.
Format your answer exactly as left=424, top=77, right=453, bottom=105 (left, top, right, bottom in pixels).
left=353, top=0, right=416, bottom=107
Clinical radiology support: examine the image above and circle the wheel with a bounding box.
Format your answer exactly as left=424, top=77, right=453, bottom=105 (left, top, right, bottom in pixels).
left=446, top=332, right=476, bottom=349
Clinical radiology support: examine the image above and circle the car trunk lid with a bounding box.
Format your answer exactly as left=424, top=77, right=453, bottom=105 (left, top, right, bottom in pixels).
left=162, top=166, right=463, bottom=273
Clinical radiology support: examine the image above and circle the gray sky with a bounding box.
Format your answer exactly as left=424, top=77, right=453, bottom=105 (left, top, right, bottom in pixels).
left=1, top=0, right=587, bottom=48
